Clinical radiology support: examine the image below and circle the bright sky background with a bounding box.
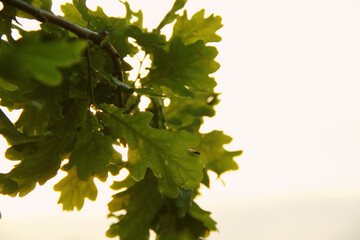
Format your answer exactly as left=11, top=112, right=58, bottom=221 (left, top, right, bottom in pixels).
left=2, top=0, right=360, bottom=239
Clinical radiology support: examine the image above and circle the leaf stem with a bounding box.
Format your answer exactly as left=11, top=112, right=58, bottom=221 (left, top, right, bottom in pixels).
left=85, top=49, right=95, bottom=104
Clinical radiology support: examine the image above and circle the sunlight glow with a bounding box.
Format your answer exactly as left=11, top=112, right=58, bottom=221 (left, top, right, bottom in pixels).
left=138, top=95, right=151, bottom=111
left=117, top=168, right=130, bottom=181
left=112, top=144, right=128, bottom=162
left=0, top=34, right=7, bottom=41
left=163, top=98, right=170, bottom=107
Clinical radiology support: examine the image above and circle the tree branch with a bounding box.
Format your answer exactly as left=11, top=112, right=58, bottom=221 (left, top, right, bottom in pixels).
left=1, top=0, right=125, bottom=106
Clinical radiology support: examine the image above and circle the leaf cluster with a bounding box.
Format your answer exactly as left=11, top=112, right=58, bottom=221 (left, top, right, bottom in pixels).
left=0, top=0, right=242, bottom=239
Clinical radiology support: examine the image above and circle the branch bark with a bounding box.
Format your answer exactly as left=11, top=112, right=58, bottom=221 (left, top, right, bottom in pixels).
left=1, top=0, right=125, bottom=106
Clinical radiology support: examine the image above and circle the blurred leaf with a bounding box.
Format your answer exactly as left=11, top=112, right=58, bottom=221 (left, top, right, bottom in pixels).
left=0, top=32, right=87, bottom=86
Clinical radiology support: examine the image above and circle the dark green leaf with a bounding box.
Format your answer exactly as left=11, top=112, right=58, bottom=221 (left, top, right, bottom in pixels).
left=175, top=188, right=193, bottom=218
left=65, top=113, right=122, bottom=182
left=0, top=174, right=18, bottom=195
left=155, top=200, right=215, bottom=240
left=4, top=138, right=62, bottom=197
left=0, top=109, right=26, bottom=145
left=107, top=171, right=163, bottom=240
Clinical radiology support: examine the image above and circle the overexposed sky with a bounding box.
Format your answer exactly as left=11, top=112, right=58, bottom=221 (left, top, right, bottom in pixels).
left=2, top=0, right=360, bottom=239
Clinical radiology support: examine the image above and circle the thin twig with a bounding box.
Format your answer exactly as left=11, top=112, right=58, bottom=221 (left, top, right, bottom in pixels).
left=1, top=0, right=126, bottom=106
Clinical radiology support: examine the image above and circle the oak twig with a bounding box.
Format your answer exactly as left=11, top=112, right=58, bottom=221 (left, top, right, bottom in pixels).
left=1, top=0, right=125, bottom=106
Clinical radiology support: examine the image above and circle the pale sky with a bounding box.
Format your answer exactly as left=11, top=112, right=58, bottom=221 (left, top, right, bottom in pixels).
left=2, top=0, right=360, bottom=239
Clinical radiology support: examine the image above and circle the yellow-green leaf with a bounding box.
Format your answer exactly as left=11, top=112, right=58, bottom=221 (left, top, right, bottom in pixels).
left=54, top=167, right=97, bottom=211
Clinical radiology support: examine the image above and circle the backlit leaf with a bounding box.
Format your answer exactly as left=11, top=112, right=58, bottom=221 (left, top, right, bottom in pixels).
left=4, top=138, right=63, bottom=197
left=156, top=0, right=187, bottom=31
left=97, top=104, right=204, bottom=198
left=54, top=167, right=97, bottom=211
left=143, top=37, right=219, bottom=97
left=198, top=131, right=242, bottom=176
left=172, top=9, right=222, bottom=45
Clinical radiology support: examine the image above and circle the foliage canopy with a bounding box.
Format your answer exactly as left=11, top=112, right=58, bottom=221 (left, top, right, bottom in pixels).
left=0, top=0, right=242, bottom=239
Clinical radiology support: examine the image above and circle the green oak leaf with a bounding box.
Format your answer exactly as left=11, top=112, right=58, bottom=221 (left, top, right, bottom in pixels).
left=107, top=171, right=163, bottom=240
left=0, top=32, right=87, bottom=86
left=15, top=89, right=62, bottom=136
left=72, top=0, right=91, bottom=23
left=65, top=113, right=123, bottom=182
left=142, top=37, right=219, bottom=97
left=15, top=0, right=52, bottom=19
left=126, top=25, right=167, bottom=53
left=172, top=9, right=222, bottom=45
left=85, top=8, right=138, bottom=58
left=0, top=174, right=18, bottom=196
left=190, top=202, right=217, bottom=231
left=54, top=167, right=97, bottom=211
left=61, top=3, right=88, bottom=27
left=0, top=100, right=90, bottom=197
left=156, top=0, right=187, bottom=32
left=0, top=109, right=27, bottom=146
left=110, top=174, right=137, bottom=190
left=4, top=137, right=62, bottom=197
left=198, top=131, right=242, bottom=176
left=97, top=104, right=204, bottom=198
left=122, top=1, right=143, bottom=29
